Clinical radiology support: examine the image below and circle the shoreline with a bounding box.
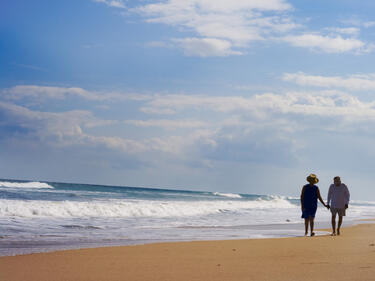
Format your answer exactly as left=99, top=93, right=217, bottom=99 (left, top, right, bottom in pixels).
left=0, top=217, right=364, bottom=258
left=1, top=222, right=375, bottom=281
left=0, top=221, right=333, bottom=258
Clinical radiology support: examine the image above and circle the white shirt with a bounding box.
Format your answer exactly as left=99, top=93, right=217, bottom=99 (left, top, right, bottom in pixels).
left=327, top=184, right=350, bottom=209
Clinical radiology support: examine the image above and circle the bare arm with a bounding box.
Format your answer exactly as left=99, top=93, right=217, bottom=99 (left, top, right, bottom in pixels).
left=317, top=188, right=328, bottom=208
left=300, top=186, right=306, bottom=211
left=327, top=185, right=332, bottom=206
left=345, top=185, right=350, bottom=203
left=344, top=184, right=350, bottom=208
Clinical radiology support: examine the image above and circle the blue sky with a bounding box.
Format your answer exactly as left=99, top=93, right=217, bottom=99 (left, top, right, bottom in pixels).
left=2, top=0, right=375, bottom=198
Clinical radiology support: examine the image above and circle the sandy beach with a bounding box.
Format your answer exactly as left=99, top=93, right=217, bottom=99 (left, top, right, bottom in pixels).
left=1, top=223, right=375, bottom=281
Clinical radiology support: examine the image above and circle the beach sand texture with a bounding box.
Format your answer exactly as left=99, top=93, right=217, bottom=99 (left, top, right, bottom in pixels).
left=1, top=223, right=375, bottom=281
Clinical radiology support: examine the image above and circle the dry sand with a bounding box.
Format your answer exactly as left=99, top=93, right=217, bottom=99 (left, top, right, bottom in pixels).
left=1, top=223, right=375, bottom=281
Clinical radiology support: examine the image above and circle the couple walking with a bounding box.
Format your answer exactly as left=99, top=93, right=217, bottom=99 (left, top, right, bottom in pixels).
left=301, top=174, right=350, bottom=237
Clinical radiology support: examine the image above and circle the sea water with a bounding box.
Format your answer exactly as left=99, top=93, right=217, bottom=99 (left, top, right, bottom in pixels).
left=1, top=179, right=374, bottom=256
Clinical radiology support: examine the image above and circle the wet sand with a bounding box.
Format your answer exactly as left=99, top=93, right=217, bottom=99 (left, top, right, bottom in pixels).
left=1, top=223, right=375, bottom=281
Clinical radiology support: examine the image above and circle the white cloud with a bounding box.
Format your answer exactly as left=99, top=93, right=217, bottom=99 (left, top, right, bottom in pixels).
left=124, top=119, right=207, bottom=129
left=132, top=0, right=297, bottom=56
left=0, top=101, right=214, bottom=156
left=141, top=94, right=253, bottom=114
left=363, top=21, right=375, bottom=28
left=89, top=0, right=375, bottom=56
left=172, top=37, right=242, bottom=57
left=0, top=101, right=95, bottom=141
left=5, top=75, right=375, bottom=170
left=1, top=85, right=151, bottom=102
left=128, top=0, right=372, bottom=55
left=0, top=102, right=141, bottom=152
left=325, top=27, right=360, bottom=36
left=4, top=81, right=375, bottom=172
left=93, top=0, right=126, bottom=9
left=139, top=91, right=375, bottom=122
left=140, top=107, right=177, bottom=115
left=2, top=85, right=94, bottom=100
left=283, top=72, right=375, bottom=91
left=340, top=18, right=375, bottom=28
left=135, top=0, right=292, bottom=19
left=282, top=33, right=370, bottom=54
left=5, top=83, right=375, bottom=147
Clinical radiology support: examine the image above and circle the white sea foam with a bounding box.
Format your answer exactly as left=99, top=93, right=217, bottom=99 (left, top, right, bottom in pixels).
left=0, top=181, right=54, bottom=189
left=351, top=200, right=375, bottom=205
left=213, top=192, right=242, bottom=198
left=2, top=178, right=375, bottom=257
left=0, top=197, right=297, bottom=218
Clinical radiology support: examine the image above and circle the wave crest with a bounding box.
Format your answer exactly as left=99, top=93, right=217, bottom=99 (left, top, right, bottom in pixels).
left=0, top=181, right=54, bottom=189
left=0, top=198, right=296, bottom=218
left=213, top=192, right=242, bottom=198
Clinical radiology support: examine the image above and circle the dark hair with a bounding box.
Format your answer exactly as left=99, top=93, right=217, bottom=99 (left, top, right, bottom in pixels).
left=334, top=176, right=340, bottom=180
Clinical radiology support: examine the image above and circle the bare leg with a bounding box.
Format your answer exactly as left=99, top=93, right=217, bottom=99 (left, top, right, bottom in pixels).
left=309, top=217, right=315, bottom=236
left=304, top=219, right=309, bottom=235
left=331, top=215, right=336, bottom=235
left=337, top=215, right=343, bottom=235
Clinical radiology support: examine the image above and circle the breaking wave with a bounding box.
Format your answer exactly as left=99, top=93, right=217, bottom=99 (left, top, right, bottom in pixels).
left=213, top=192, right=242, bottom=198
left=0, top=197, right=296, bottom=218
left=0, top=181, right=54, bottom=189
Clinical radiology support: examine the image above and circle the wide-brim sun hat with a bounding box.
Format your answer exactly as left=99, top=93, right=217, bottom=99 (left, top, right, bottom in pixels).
left=306, top=173, right=319, bottom=184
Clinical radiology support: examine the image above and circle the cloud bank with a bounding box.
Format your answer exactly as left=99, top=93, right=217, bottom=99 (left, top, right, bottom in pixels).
left=3, top=80, right=375, bottom=169
left=283, top=72, right=375, bottom=91
left=113, top=0, right=374, bottom=56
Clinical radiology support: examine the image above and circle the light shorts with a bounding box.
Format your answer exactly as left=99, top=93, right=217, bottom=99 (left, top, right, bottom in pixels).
left=330, top=207, right=346, bottom=216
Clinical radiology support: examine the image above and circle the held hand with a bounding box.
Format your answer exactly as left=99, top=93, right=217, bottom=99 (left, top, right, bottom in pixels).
left=326, top=204, right=330, bottom=210
left=345, top=204, right=348, bottom=209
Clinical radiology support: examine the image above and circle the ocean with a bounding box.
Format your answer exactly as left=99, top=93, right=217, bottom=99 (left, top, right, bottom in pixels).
left=1, top=179, right=375, bottom=256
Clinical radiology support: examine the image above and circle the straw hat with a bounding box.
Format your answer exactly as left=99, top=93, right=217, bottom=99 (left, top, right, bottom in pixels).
left=306, top=173, right=319, bottom=184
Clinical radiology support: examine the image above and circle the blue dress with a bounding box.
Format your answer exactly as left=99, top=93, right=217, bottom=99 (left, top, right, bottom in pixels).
left=301, top=184, right=318, bottom=219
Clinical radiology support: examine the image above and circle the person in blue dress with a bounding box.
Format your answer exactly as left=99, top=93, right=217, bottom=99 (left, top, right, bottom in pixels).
left=300, top=174, right=329, bottom=236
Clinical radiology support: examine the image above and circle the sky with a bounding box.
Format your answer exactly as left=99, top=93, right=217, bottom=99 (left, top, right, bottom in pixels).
left=2, top=0, right=375, bottom=199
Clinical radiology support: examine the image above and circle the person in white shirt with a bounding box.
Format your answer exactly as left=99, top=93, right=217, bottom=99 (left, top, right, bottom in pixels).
left=327, top=176, right=350, bottom=236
